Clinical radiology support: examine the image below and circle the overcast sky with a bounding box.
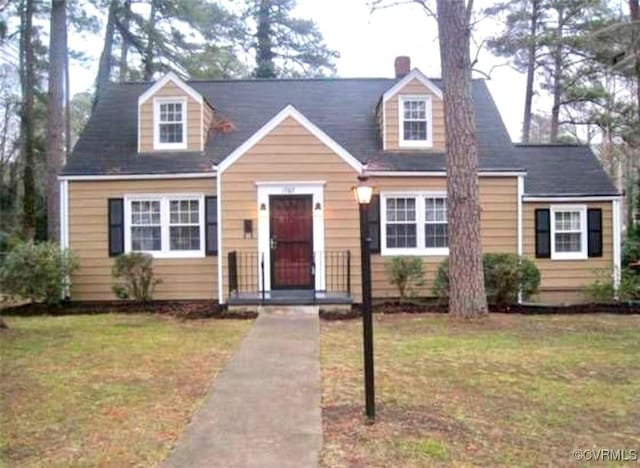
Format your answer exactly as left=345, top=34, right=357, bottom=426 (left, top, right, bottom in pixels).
left=68, top=0, right=533, bottom=141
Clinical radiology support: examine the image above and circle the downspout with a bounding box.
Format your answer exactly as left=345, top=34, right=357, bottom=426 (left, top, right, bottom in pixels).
left=59, top=178, right=69, bottom=298
left=216, top=165, right=224, bottom=304
left=517, top=175, right=524, bottom=304
left=612, top=198, right=621, bottom=297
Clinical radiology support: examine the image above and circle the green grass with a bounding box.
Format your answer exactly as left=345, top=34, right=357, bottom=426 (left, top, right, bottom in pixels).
left=320, top=313, right=640, bottom=467
left=0, top=314, right=251, bottom=467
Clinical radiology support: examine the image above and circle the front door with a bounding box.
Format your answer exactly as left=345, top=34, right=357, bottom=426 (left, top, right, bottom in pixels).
left=269, top=195, right=314, bottom=289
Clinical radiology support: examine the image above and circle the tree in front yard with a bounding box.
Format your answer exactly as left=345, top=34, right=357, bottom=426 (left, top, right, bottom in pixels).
left=436, top=0, right=488, bottom=318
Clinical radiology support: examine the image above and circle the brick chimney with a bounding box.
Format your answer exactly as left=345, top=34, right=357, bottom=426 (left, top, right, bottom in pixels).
left=394, top=56, right=411, bottom=78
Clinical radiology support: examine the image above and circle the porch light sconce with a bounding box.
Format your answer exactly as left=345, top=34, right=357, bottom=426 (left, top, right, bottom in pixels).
left=352, top=176, right=374, bottom=205
left=259, top=203, right=267, bottom=211
left=314, top=202, right=322, bottom=211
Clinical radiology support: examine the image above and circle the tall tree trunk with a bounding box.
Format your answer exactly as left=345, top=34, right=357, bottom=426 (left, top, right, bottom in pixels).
left=143, top=2, right=157, bottom=81
left=630, top=0, right=639, bottom=122
left=521, top=0, right=539, bottom=143
left=436, top=0, right=488, bottom=318
left=254, top=0, right=276, bottom=78
left=94, top=0, right=117, bottom=108
left=46, top=0, right=67, bottom=244
left=550, top=6, right=564, bottom=142
left=65, top=36, right=70, bottom=155
left=119, top=0, right=132, bottom=82
left=20, top=0, right=36, bottom=240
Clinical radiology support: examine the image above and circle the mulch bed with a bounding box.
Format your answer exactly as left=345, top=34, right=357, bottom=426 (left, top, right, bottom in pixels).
left=0, top=300, right=257, bottom=320
left=320, top=300, right=640, bottom=320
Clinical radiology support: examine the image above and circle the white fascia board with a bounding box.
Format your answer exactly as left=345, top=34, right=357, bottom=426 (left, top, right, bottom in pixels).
left=138, top=71, right=203, bottom=106
left=382, top=68, right=443, bottom=102
left=59, top=172, right=216, bottom=181
left=217, top=104, right=363, bottom=174
left=523, top=195, right=622, bottom=202
left=366, top=171, right=526, bottom=177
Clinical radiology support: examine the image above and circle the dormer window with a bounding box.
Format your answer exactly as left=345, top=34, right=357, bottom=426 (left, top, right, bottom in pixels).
left=399, top=95, right=432, bottom=148
left=154, top=98, right=187, bottom=150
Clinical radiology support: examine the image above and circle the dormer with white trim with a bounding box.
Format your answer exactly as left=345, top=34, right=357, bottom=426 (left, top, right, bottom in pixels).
left=379, top=60, right=445, bottom=152
left=137, top=72, right=214, bottom=153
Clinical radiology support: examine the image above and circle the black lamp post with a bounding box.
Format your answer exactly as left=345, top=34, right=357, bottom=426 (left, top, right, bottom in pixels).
left=352, top=176, right=375, bottom=422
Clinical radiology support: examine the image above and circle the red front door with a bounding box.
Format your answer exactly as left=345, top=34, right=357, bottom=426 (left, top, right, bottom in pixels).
left=269, top=195, right=314, bottom=289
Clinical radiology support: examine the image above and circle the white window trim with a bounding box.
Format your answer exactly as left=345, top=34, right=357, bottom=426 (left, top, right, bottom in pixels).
left=153, top=97, right=188, bottom=150
left=550, top=205, right=588, bottom=260
left=124, top=193, right=205, bottom=258
left=381, top=191, right=449, bottom=256
left=398, top=95, right=433, bottom=149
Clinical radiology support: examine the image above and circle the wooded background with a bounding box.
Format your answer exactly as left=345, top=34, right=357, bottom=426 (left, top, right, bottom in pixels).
left=0, top=0, right=638, bottom=249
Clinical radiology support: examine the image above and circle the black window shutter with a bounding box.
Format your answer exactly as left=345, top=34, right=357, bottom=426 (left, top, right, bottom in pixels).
left=368, top=194, right=381, bottom=254
left=535, top=209, right=551, bottom=258
left=108, top=198, right=124, bottom=257
left=205, top=196, right=218, bottom=256
left=587, top=208, right=602, bottom=257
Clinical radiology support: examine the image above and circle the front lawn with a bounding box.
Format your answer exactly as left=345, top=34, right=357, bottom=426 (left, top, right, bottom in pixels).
left=0, top=314, right=251, bottom=467
left=321, top=314, right=640, bottom=467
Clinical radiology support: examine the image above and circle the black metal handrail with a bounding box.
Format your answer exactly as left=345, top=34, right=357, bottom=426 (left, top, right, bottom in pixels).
left=227, top=250, right=351, bottom=301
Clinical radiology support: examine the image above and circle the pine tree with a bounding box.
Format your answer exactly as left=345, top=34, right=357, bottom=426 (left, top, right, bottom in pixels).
left=46, top=0, right=67, bottom=243
left=436, top=0, right=488, bottom=318
left=246, top=0, right=339, bottom=78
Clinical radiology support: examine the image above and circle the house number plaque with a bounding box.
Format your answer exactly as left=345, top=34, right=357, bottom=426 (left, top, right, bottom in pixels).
left=282, top=186, right=296, bottom=193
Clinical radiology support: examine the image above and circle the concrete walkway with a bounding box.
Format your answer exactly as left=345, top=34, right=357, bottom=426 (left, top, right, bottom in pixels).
left=163, top=306, right=323, bottom=468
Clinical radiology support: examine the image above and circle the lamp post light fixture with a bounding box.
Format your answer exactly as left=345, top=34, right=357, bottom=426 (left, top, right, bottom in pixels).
left=352, top=175, right=375, bottom=422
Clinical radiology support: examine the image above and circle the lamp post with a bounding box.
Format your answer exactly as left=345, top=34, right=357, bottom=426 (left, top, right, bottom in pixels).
left=352, top=176, right=375, bottom=422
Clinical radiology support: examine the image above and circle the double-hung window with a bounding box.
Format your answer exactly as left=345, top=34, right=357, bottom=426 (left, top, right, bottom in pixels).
left=399, top=96, right=432, bottom=148
left=125, top=195, right=204, bottom=258
left=382, top=193, right=448, bottom=255
left=551, top=205, right=587, bottom=259
left=154, top=98, right=187, bottom=149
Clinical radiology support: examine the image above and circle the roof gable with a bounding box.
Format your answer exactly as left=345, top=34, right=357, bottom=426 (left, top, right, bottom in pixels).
left=138, top=71, right=203, bottom=105
left=382, top=68, right=443, bottom=102
left=217, top=104, right=363, bottom=173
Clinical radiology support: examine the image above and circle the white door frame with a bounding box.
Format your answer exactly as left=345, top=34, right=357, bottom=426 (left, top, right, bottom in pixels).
left=256, top=181, right=325, bottom=292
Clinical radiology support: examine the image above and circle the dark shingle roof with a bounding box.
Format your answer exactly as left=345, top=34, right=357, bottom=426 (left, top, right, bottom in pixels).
left=63, top=76, right=617, bottom=197
left=514, top=144, right=618, bottom=196
left=63, top=77, right=519, bottom=175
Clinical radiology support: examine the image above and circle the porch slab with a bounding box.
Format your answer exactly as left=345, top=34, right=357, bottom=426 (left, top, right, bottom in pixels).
left=163, top=306, right=322, bottom=468
left=228, top=289, right=352, bottom=306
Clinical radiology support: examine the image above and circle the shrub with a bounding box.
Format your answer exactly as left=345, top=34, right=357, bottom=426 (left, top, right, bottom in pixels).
left=432, top=253, right=540, bottom=306
left=111, top=253, right=162, bottom=302
left=385, top=257, right=425, bottom=299
left=587, top=268, right=640, bottom=302
left=622, top=233, right=640, bottom=268
left=0, top=241, right=78, bottom=305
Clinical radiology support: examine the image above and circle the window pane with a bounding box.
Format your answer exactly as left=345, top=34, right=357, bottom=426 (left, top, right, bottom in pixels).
left=131, top=200, right=160, bottom=225
left=425, top=223, right=448, bottom=248
left=404, top=121, right=427, bottom=141
left=555, top=232, right=581, bottom=252
left=160, top=123, right=183, bottom=143
left=386, top=224, right=417, bottom=248
left=170, top=226, right=200, bottom=250
left=131, top=226, right=161, bottom=251
left=170, top=199, right=199, bottom=224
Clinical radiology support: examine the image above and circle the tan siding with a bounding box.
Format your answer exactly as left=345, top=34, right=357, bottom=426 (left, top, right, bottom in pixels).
left=68, top=178, right=217, bottom=301
left=369, top=176, right=518, bottom=297
left=139, top=81, right=202, bottom=152
left=220, top=117, right=362, bottom=302
left=383, top=78, right=445, bottom=151
left=523, top=201, right=613, bottom=303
